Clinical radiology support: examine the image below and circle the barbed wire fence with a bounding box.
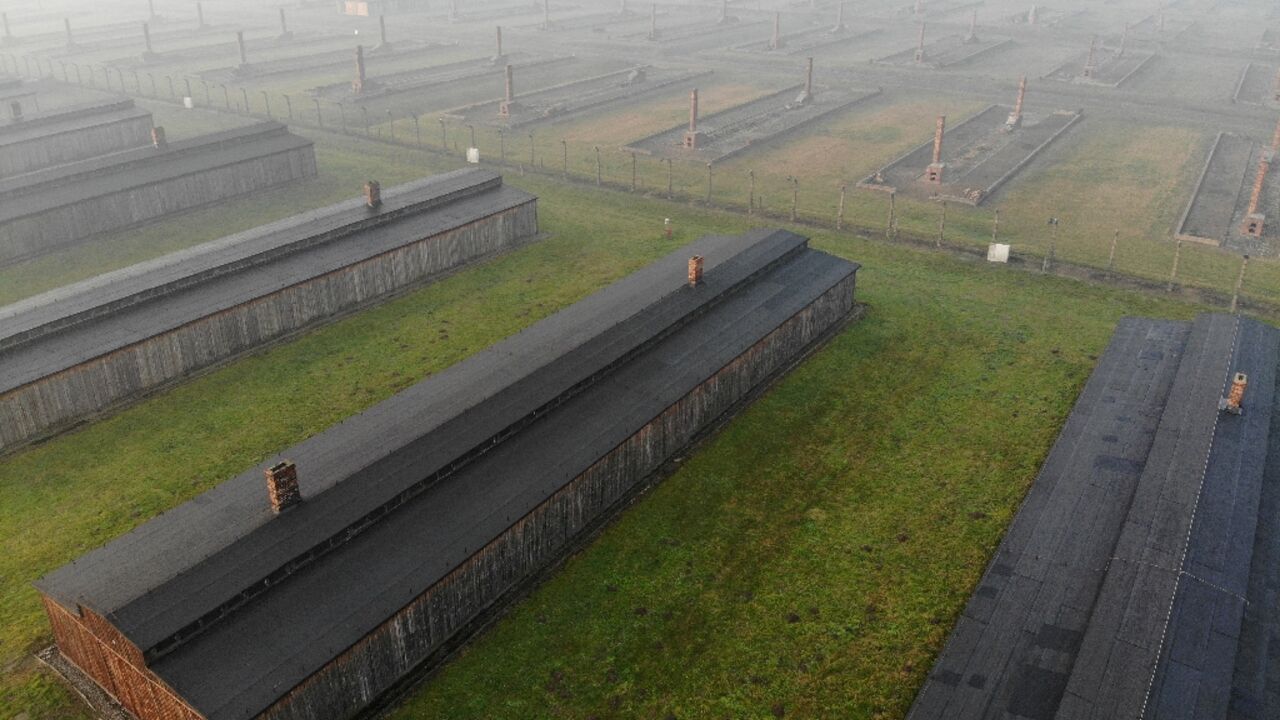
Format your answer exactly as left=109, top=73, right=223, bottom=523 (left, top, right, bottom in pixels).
left=1, top=50, right=1267, bottom=318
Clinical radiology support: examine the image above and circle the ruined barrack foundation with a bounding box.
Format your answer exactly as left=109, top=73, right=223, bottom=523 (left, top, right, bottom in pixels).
left=0, top=167, right=539, bottom=454
left=0, top=120, right=316, bottom=264
left=36, top=229, right=858, bottom=720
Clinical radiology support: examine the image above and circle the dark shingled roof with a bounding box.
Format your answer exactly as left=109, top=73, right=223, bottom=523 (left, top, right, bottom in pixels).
left=910, top=314, right=1280, bottom=720
left=0, top=98, right=150, bottom=147
left=37, top=229, right=858, bottom=720
left=0, top=167, right=534, bottom=394
left=0, top=121, right=312, bottom=223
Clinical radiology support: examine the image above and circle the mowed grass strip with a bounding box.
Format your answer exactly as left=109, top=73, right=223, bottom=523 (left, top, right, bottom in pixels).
left=0, top=133, right=1201, bottom=718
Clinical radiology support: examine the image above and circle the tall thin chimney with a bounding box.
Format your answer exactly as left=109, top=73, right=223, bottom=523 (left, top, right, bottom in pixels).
left=1222, top=372, right=1248, bottom=414
left=196, top=2, right=205, bottom=29
left=649, top=3, right=658, bottom=40
left=364, top=180, right=382, bottom=208
left=804, top=56, right=814, bottom=96
left=64, top=18, right=73, bottom=48
left=932, top=115, right=945, bottom=165
left=1246, top=156, right=1269, bottom=217
left=683, top=88, right=700, bottom=149
left=543, top=0, right=551, bottom=30
left=1083, top=35, right=1098, bottom=78
left=379, top=14, right=388, bottom=46
left=237, top=30, right=247, bottom=65
left=2, top=13, right=11, bottom=41
left=833, top=2, right=845, bottom=33
left=1119, top=23, right=1128, bottom=58
left=915, top=23, right=926, bottom=63
left=771, top=12, right=781, bottom=50
left=495, top=26, right=503, bottom=57
left=505, top=63, right=515, bottom=103
left=142, top=22, right=153, bottom=55
left=265, top=461, right=301, bottom=513
left=353, top=44, right=366, bottom=94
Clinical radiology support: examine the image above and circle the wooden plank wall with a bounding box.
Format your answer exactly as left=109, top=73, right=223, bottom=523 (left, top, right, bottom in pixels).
left=0, top=201, right=539, bottom=452
left=0, top=115, right=155, bottom=177
left=257, top=273, right=856, bottom=720
left=0, top=145, right=318, bottom=264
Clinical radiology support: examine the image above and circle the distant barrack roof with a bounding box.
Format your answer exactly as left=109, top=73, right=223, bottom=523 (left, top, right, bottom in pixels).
left=0, top=167, right=533, bottom=394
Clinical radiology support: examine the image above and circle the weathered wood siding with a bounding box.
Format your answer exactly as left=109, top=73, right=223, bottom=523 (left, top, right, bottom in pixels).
left=0, top=201, right=537, bottom=451
left=0, top=145, right=317, bottom=264
left=44, top=598, right=203, bottom=720
left=0, top=114, right=154, bottom=177
left=258, top=273, right=856, bottom=720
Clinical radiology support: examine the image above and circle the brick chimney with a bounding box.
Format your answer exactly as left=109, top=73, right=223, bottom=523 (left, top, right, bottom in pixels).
left=770, top=12, right=783, bottom=50
left=683, top=89, right=700, bottom=149
left=151, top=126, right=167, bottom=149
left=495, top=26, right=503, bottom=59
left=376, top=14, right=390, bottom=50
left=265, top=461, right=301, bottom=513
left=197, top=2, right=206, bottom=29
left=279, top=8, right=292, bottom=40
left=1006, top=75, right=1026, bottom=129
left=142, top=22, right=154, bottom=58
left=64, top=18, right=73, bottom=48
left=648, top=3, right=659, bottom=40
left=926, top=115, right=946, bottom=183
left=353, top=44, right=366, bottom=95
left=832, top=2, right=845, bottom=33
left=237, top=30, right=247, bottom=66
left=914, top=23, right=927, bottom=63
left=500, top=64, right=517, bottom=116
left=364, top=180, right=382, bottom=208
left=2, top=12, right=11, bottom=42
left=1241, top=155, right=1269, bottom=237
left=688, top=255, right=704, bottom=286
left=1220, top=372, right=1248, bottom=414
left=1082, top=36, right=1098, bottom=79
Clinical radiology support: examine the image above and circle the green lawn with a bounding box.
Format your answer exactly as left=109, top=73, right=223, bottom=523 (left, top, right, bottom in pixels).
left=0, top=131, right=1205, bottom=718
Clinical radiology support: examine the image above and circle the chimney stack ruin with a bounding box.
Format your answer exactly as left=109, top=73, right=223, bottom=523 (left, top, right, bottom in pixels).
left=237, top=30, right=248, bottom=67
left=353, top=44, right=367, bottom=95
left=376, top=14, right=391, bottom=51
left=832, top=2, right=845, bottom=33
left=278, top=9, right=293, bottom=40
left=141, top=22, right=155, bottom=59
left=364, top=180, right=382, bottom=208
left=500, top=64, right=517, bottom=116
left=683, top=88, right=700, bottom=149
left=648, top=3, right=659, bottom=40
left=1242, top=154, right=1270, bottom=237
left=2, top=13, right=12, bottom=44
left=926, top=115, right=946, bottom=183
left=1006, top=75, right=1027, bottom=129
left=64, top=18, right=74, bottom=49
left=1082, top=35, right=1098, bottom=79
left=770, top=12, right=783, bottom=50
left=196, top=2, right=206, bottom=30
left=915, top=23, right=927, bottom=63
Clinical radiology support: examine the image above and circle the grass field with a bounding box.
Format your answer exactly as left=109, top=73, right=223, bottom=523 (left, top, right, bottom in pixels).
left=0, top=131, right=1205, bottom=718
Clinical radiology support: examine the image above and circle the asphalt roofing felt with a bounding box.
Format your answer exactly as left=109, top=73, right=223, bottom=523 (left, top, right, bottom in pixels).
left=0, top=167, right=533, bottom=394
left=910, top=313, right=1280, bottom=720
left=36, top=228, right=858, bottom=720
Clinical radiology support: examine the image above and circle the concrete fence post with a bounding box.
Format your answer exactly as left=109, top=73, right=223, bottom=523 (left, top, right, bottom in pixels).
left=837, top=184, right=846, bottom=229
left=561, top=139, right=568, bottom=177
left=631, top=152, right=637, bottom=191
left=1167, top=239, right=1182, bottom=292
left=667, top=158, right=673, bottom=199
left=748, top=170, right=756, bottom=215
left=1108, top=229, right=1119, bottom=271
left=937, top=201, right=947, bottom=247
left=595, top=146, right=602, bottom=185
left=887, top=192, right=896, bottom=239
left=314, top=98, right=323, bottom=126
left=789, top=177, right=798, bottom=221
left=706, top=162, right=713, bottom=203
left=1231, top=255, right=1249, bottom=313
